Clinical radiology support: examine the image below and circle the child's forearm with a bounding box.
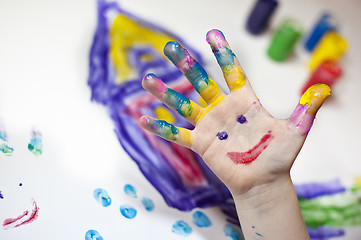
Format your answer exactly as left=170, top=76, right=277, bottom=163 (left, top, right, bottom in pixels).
left=232, top=175, right=310, bottom=240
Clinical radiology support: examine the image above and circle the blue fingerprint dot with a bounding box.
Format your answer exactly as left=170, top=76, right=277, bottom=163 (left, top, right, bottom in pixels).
left=93, top=188, right=111, bottom=207
left=217, top=131, right=228, bottom=140
left=172, top=220, right=193, bottom=236
left=0, top=190, right=4, bottom=199
left=124, top=184, right=137, bottom=198
left=237, top=115, right=247, bottom=124
left=141, top=197, right=155, bottom=212
left=223, top=223, right=242, bottom=240
left=192, top=210, right=212, bottom=227
left=85, top=230, right=103, bottom=240
left=120, top=204, right=137, bottom=219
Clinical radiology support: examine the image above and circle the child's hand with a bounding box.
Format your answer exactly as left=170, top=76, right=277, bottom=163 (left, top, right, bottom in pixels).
left=140, top=29, right=330, bottom=197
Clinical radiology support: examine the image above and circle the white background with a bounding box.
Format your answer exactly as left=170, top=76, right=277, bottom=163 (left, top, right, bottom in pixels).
left=0, top=0, right=360, bottom=239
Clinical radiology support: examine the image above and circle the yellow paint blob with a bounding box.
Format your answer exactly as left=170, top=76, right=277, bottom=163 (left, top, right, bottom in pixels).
left=309, top=32, right=347, bottom=71
left=110, top=14, right=177, bottom=84
left=299, top=84, right=331, bottom=114
left=154, top=106, right=175, bottom=123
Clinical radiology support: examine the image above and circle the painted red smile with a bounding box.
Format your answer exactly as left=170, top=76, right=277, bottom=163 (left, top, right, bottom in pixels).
left=227, top=131, right=274, bottom=165
left=3, top=199, right=39, bottom=230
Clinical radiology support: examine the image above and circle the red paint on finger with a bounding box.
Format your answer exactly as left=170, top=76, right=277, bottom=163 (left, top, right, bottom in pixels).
left=227, top=131, right=274, bottom=165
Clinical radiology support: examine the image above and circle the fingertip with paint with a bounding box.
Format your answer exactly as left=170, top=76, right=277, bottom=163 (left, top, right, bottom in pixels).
left=300, top=84, right=331, bottom=114
left=206, top=29, right=227, bottom=48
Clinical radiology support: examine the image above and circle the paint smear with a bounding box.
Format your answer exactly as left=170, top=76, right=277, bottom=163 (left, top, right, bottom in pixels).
left=227, top=131, right=274, bottom=165
left=192, top=210, right=212, bottom=227
left=307, top=226, right=345, bottom=239
left=141, top=197, right=155, bottom=212
left=223, top=223, right=243, bottom=240
left=252, top=226, right=263, bottom=238
left=124, top=184, right=137, bottom=198
left=3, top=199, right=39, bottom=230
left=28, top=129, right=43, bottom=156
left=0, top=128, right=13, bottom=156
left=294, top=179, right=346, bottom=199
left=120, top=204, right=137, bottom=219
left=172, top=220, right=193, bottom=236
left=93, top=188, right=111, bottom=207
left=0, top=190, right=3, bottom=199
left=85, top=229, right=104, bottom=240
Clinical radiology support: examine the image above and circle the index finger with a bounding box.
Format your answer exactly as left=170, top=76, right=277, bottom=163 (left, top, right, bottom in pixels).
left=206, top=29, right=248, bottom=92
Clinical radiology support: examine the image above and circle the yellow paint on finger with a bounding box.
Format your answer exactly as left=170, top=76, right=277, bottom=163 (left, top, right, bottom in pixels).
left=299, top=84, right=331, bottom=114
left=223, top=66, right=246, bottom=91
left=177, top=127, right=193, bottom=147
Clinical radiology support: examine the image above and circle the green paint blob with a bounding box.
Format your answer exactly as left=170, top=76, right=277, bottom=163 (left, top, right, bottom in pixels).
left=300, top=190, right=361, bottom=228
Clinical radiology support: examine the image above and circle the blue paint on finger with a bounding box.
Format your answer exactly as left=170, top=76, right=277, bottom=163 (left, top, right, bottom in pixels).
left=192, top=210, right=212, bottom=227
left=141, top=197, right=155, bottom=212
left=85, top=229, right=104, bottom=240
left=172, top=220, right=193, bottom=236
left=120, top=204, right=137, bottom=219
left=93, top=188, right=111, bottom=207
left=124, top=184, right=137, bottom=198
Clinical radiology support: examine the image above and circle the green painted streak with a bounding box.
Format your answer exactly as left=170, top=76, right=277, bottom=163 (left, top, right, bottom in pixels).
left=165, top=88, right=193, bottom=117
left=155, top=120, right=179, bottom=141
left=299, top=191, right=361, bottom=228
left=0, top=143, right=14, bottom=155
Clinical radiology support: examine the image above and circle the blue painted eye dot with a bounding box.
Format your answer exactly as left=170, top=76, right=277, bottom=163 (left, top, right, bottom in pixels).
left=237, top=115, right=247, bottom=124
left=217, top=131, right=228, bottom=140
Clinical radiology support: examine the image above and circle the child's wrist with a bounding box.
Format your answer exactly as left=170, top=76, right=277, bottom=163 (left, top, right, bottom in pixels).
left=231, top=174, right=294, bottom=211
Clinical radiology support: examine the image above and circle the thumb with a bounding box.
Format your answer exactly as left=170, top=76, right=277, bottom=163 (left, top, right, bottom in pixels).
left=289, top=84, right=331, bottom=135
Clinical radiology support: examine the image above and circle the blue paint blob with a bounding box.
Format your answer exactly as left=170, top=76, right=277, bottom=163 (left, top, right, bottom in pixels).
left=141, top=197, right=155, bottom=212
left=172, top=220, right=193, bottom=236
left=85, top=229, right=103, bottom=240
left=93, top=188, right=111, bottom=207
left=192, top=210, right=212, bottom=227
left=237, top=115, right=247, bottom=124
left=123, top=184, right=137, bottom=198
left=120, top=204, right=137, bottom=219
left=223, top=223, right=243, bottom=240
left=217, top=131, right=228, bottom=140
left=0, top=190, right=3, bottom=199
left=19, top=183, right=23, bottom=187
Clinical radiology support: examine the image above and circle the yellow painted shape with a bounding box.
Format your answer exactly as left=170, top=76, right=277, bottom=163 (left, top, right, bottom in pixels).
left=299, top=84, right=331, bottom=114
left=309, top=32, right=347, bottom=71
left=154, top=106, right=175, bottom=124
left=110, top=14, right=177, bottom=84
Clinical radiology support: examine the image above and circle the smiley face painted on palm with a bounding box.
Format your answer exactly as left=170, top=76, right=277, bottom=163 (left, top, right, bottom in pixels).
left=216, top=112, right=274, bottom=165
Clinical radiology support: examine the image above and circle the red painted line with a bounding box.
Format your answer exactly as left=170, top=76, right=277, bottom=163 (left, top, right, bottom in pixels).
left=227, top=131, right=274, bottom=165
